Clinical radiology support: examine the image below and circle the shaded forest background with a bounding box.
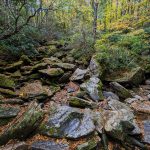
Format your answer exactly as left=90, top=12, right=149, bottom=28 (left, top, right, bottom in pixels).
left=0, top=0, right=149, bottom=73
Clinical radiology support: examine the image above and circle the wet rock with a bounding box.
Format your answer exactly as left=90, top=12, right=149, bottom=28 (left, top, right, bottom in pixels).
left=0, top=102, right=44, bottom=145
left=5, top=61, right=23, bottom=72
left=131, top=101, right=150, bottom=114
left=76, top=139, right=98, bottom=150
left=80, top=77, right=104, bottom=101
left=39, top=68, right=64, bottom=77
left=0, top=74, right=15, bottom=89
left=103, top=91, right=119, bottom=101
left=17, top=81, right=53, bottom=100
left=69, top=97, right=97, bottom=109
left=31, top=141, right=69, bottom=150
left=143, top=121, right=150, bottom=144
left=1, top=142, right=29, bottom=150
left=51, top=63, right=75, bottom=70
left=41, top=105, right=95, bottom=139
left=105, top=67, right=145, bottom=86
left=0, top=98, right=24, bottom=105
left=110, top=82, right=132, bottom=99
left=0, top=88, right=17, bottom=97
left=70, top=68, right=87, bottom=81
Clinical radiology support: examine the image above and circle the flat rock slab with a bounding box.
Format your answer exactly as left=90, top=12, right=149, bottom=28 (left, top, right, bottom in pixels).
left=0, top=98, right=24, bottom=105
left=131, top=101, right=150, bottom=114
left=39, top=68, right=64, bottom=77
left=70, top=68, right=87, bottom=81
left=31, top=141, right=69, bottom=150
left=0, top=107, right=20, bottom=118
left=51, top=63, right=75, bottom=70
left=143, top=121, right=150, bottom=144
left=17, top=80, right=53, bottom=100
left=42, top=105, right=95, bottom=139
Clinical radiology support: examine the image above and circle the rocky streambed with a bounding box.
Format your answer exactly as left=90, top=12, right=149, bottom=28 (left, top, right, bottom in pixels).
left=0, top=43, right=150, bottom=150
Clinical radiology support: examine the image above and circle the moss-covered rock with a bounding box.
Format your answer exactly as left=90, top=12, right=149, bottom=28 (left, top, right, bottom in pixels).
left=0, top=102, right=44, bottom=145
left=11, top=70, right=22, bottom=78
left=0, top=74, right=15, bottom=89
left=0, top=88, right=17, bottom=97
left=20, top=55, right=32, bottom=64
left=69, top=97, right=97, bottom=109
left=105, top=67, right=145, bottom=86
left=5, top=61, right=23, bottom=72
left=39, top=68, right=64, bottom=77
left=51, top=63, right=76, bottom=70
left=110, top=82, right=132, bottom=99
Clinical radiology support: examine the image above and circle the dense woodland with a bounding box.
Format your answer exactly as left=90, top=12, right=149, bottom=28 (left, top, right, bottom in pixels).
left=0, top=0, right=150, bottom=150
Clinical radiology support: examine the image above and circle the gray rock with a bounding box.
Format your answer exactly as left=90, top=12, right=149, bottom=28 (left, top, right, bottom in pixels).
left=70, top=68, right=87, bottom=81
left=145, top=79, right=150, bottom=85
left=80, top=77, right=104, bottom=101
left=0, top=107, right=20, bottom=118
left=31, top=141, right=69, bottom=150
left=69, top=97, right=97, bottom=109
left=41, top=106, right=95, bottom=139
left=110, top=82, right=132, bottom=99
left=51, top=63, right=75, bottom=70
left=143, top=120, right=150, bottom=144
left=103, top=91, right=119, bottom=101
left=1, top=142, right=29, bottom=150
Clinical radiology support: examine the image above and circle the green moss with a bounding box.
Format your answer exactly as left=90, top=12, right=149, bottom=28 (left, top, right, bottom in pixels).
left=0, top=74, right=15, bottom=89
left=5, top=61, right=23, bottom=71
left=0, top=88, right=17, bottom=97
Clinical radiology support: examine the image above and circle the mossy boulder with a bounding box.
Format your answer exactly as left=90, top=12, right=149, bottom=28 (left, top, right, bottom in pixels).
left=0, top=88, right=17, bottom=97
left=0, top=74, right=15, bottom=89
left=20, top=55, right=32, bottom=64
left=51, top=63, right=76, bottom=70
left=0, top=107, right=20, bottom=126
left=69, top=97, right=97, bottom=109
left=32, top=63, right=47, bottom=72
left=76, top=139, right=98, bottom=150
left=110, top=82, right=132, bottom=99
left=5, top=61, right=23, bottom=72
left=11, top=70, right=22, bottom=78
left=105, top=67, right=145, bottom=86
left=0, top=102, right=44, bottom=145
left=39, top=68, right=64, bottom=77
left=17, top=80, right=53, bottom=100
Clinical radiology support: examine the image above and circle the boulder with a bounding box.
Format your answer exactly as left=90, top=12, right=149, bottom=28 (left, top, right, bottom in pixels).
left=51, top=63, right=75, bottom=70
left=0, top=107, right=20, bottom=126
left=39, top=68, right=64, bottom=77
left=0, top=74, right=15, bottom=89
left=0, top=98, right=24, bottom=105
left=80, top=77, right=104, bottom=101
left=110, top=82, right=132, bottom=99
left=69, top=97, right=97, bottom=109
left=32, top=63, right=48, bottom=72
left=131, top=101, right=150, bottom=114
left=1, top=142, right=29, bottom=150
left=70, top=68, right=88, bottom=81
left=31, top=141, right=69, bottom=150
left=17, top=81, right=53, bottom=100
left=0, top=88, right=17, bottom=97
left=76, top=139, right=99, bottom=150
left=105, top=67, right=145, bottom=86
left=5, top=61, right=23, bottom=72
left=88, top=56, right=104, bottom=77
left=143, top=120, right=150, bottom=144
left=103, top=91, right=119, bottom=101
left=41, top=105, right=95, bottom=139
left=0, top=102, right=44, bottom=145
